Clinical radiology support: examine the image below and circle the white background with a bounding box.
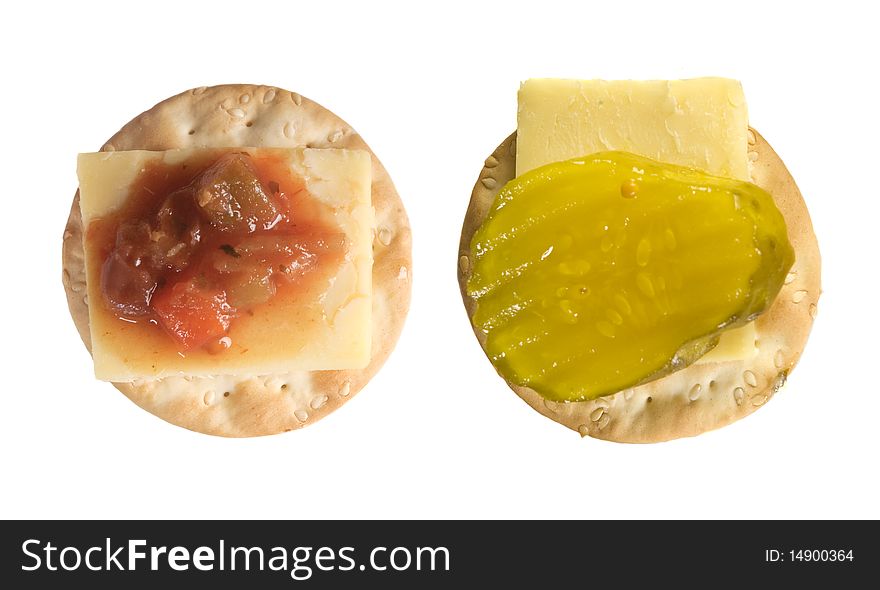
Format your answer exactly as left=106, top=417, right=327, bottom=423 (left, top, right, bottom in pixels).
left=1, top=0, right=877, bottom=519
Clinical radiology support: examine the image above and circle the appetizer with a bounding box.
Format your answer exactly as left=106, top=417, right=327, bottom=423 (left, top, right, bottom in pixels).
left=459, top=78, right=820, bottom=442
left=63, top=85, right=411, bottom=436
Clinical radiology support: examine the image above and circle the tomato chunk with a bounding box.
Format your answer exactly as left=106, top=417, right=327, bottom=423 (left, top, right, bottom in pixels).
left=151, top=279, right=233, bottom=349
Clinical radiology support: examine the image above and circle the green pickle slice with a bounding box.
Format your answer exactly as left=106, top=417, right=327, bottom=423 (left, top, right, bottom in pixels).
left=467, top=151, right=794, bottom=402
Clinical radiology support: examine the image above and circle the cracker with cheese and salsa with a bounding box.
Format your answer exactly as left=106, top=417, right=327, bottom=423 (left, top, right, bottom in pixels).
left=63, top=85, right=411, bottom=437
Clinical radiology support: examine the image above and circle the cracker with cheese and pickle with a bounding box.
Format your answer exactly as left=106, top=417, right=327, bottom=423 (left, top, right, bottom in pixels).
left=458, top=78, right=820, bottom=442
left=63, top=84, right=411, bottom=437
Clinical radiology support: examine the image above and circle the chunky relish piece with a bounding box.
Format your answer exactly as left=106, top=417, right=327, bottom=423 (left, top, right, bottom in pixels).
left=100, top=249, right=157, bottom=317
left=195, top=153, right=281, bottom=232
left=467, top=151, right=794, bottom=402
left=214, top=234, right=335, bottom=308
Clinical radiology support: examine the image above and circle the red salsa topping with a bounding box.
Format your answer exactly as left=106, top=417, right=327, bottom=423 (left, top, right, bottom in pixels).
left=89, top=151, right=345, bottom=352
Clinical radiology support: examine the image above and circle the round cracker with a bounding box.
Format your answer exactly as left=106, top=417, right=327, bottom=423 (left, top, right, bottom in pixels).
left=62, top=84, right=412, bottom=437
left=458, top=130, right=820, bottom=443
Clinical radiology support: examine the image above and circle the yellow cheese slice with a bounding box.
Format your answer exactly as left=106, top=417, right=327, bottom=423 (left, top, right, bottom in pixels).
left=516, top=78, right=750, bottom=178
left=78, top=148, right=373, bottom=381
left=516, top=77, right=757, bottom=363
